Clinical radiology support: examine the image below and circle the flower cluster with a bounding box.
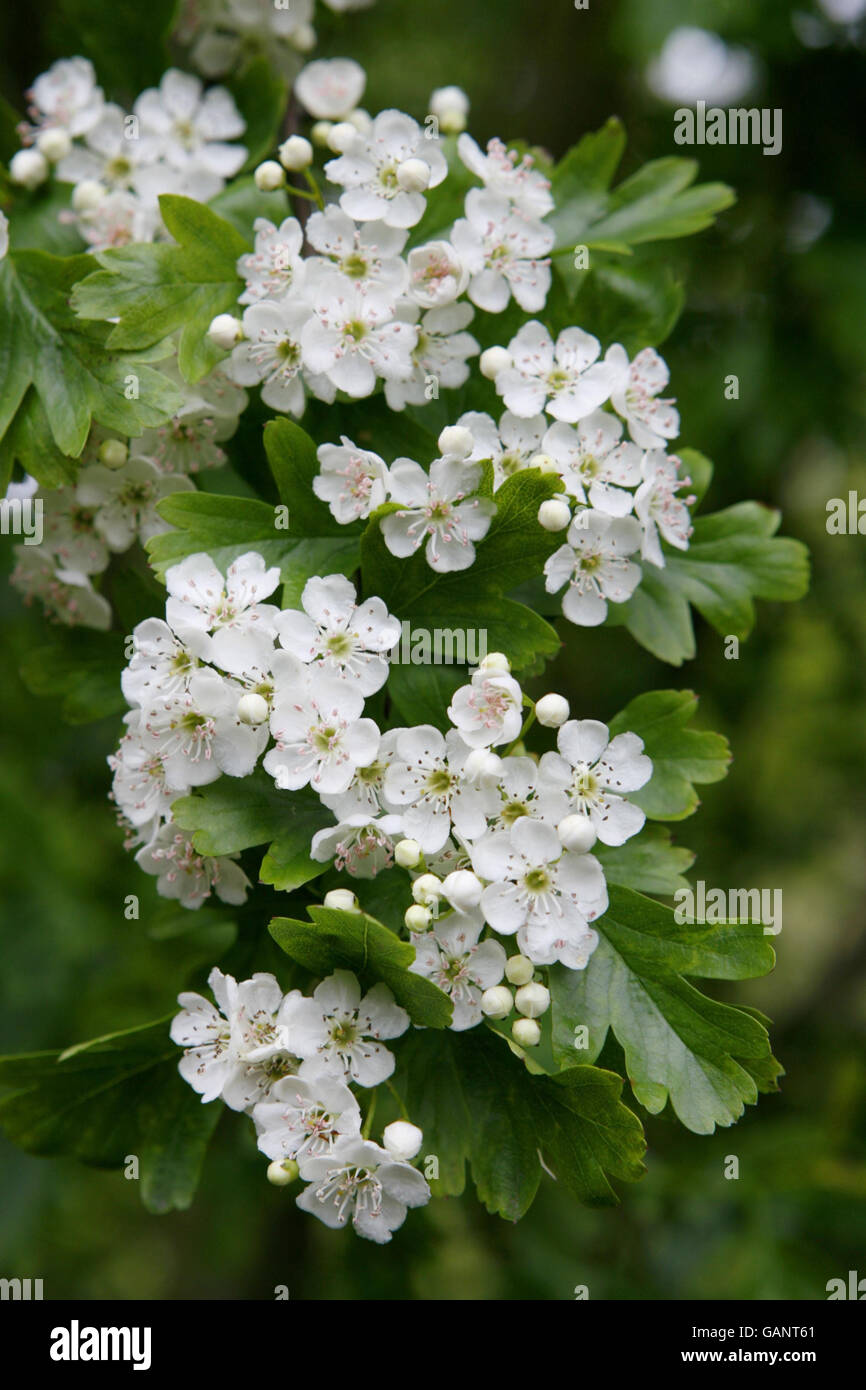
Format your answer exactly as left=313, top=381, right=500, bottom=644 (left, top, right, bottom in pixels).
left=171, top=964, right=430, bottom=1242
left=177, top=0, right=375, bottom=79
left=11, top=59, right=247, bottom=248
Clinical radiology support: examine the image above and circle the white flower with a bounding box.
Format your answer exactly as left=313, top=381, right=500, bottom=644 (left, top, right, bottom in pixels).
left=301, top=281, right=417, bottom=397
left=10, top=549, right=112, bottom=628
left=76, top=455, right=193, bottom=549
left=40, top=486, right=110, bottom=574
left=457, top=134, right=554, bottom=218
left=133, top=69, right=246, bottom=192
left=451, top=189, right=553, bottom=313
left=296, top=1136, right=430, bottom=1243
left=165, top=551, right=281, bottom=675
left=275, top=573, right=401, bottom=694
left=537, top=718, right=652, bottom=846
left=0, top=210, right=7, bottom=261
left=319, top=728, right=404, bottom=821
left=542, top=412, right=643, bottom=515
left=606, top=344, right=680, bottom=449
left=28, top=57, right=105, bottom=137
left=122, top=617, right=198, bottom=705
left=381, top=457, right=495, bottom=573
left=237, top=216, right=306, bottom=304
left=325, top=109, right=447, bottom=228
left=305, top=206, right=408, bottom=298
left=472, top=817, right=607, bottom=969
left=544, top=512, right=643, bottom=627
left=448, top=669, right=524, bottom=748
left=295, top=58, right=366, bottom=120
left=170, top=968, right=298, bottom=1107
left=141, top=825, right=251, bottom=911
left=289, top=970, right=409, bottom=1086
left=486, top=754, right=570, bottom=833
left=109, top=714, right=176, bottom=826
left=253, top=1072, right=362, bottom=1162
left=143, top=667, right=269, bottom=786
left=229, top=298, right=317, bottom=415
left=314, top=436, right=390, bottom=523
left=409, top=909, right=507, bottom=1030
left=264, top=671, right=380, bottom=795
left=497, top=321, right=620, bottom=422
left=310, top=813, right=402, bottom=878
left=72, top=188, right=161, bottom=251
left=55, top=103, right=149, bottom=192
left=382, top=1119, right=424, bottom=1161
left=456, top=409, right=546, bottom=490
left=633, top=450, right=694, bottom=565
left=135, top=368, right=247, bottom=474
left=406, top=240, right=469, bottom=307
left=383, top=301, right=479, bottom=410
left=384, top=726, right=499, bottom=853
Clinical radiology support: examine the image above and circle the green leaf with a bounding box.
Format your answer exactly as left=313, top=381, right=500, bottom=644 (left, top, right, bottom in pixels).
left=208, top=179, right=291, bottom=240
left=269, top=907, right=453, bottom=1028
left=0, top=1021, right=219, bottom=1213
left=225, top=58, right=288, bottom=171
left=399, top=1028, right=645, bottom=1214
left=0, top=250, right=183, bottom=462
left=597, top=824, right=695, bottom=896
left=556, top=259, right=686, bottom=355
left=550, top=885, right=778, bottom=1134
left=609, top=689, right=731, bottom=820
left=621, top=502, right=811, bottom=666
left=19, top=628, right=127, bottom=724
left=52, top=0, right=178, bottom=97
left=72, top=195, right=249, bottom=383
left=171, top=771, right=330, bottom=892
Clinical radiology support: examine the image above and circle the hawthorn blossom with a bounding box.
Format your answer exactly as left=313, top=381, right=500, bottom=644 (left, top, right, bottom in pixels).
left=537, top=718, right=652, bottom=846
left=140, top=824, right=251, bottom=911
left=27, top=57, right=105, bottom=137
left=314, top=436, right=390, bottom=523
left=237, top=216, right=306, bottom=304
left=122, top=617, right=199, bottom=705
left=165, top=551, right=281, bottom=675
left=133, top=68, right=247, bottom=195
left=184, top=0, right=318, bottom=79
left=496, top=321, right=620, bottom=423
left=384, top=726, right=499, bottom=852
left=486, top=755, right=570, bottom=833
left=305, top=207, right=408, bottom=298
left=295, top=57, right=367, bottom=121
left=456, top=409, right=546, bottom=489
left=409, top=910, right=507, bottom=1030
left=40, top=487, right=110, bottom=574
left=55, top=103, right=150, bottom=192
left=275, top=574, right=401, bottom=694
left=9, top=548, right=111, bottom=629
left=229, top=298, right=318, bottom=415
left=296, top=1136, right=430, bottom=1243
left=451, top=189, right=553, bottom=312
left=542, top=413, right=643, bottom=515
left=633, top=450, right=695, bottom=565
left=142, top=667, right=269, bottom=786
left=380, top=457, right=495, bottom=572
left=288, top=970, right=409, bottom=1086
left=76, top=456, right=193, bottom=549
left=457, top=133, right=554, bottom=218
left=448, top=669, right=524, bottom=748
left=264, top=672, right=380, bottom=795
left=109, top=712, right=177, bottom=826
left=406, top=240, right=469, bottom=308
left=135, top=370, right=247, bottom=474
left=472, top=817, right=607, bottom=969
left=311, top=813, right=402, bottom=877
left=301, top=281, right=416, bottom=397
left=544, top=511, right=643, bottom=626
left=170, top=969, right=298, bottom=1107
left=319, top=728, right=404, bottom=821
left=325, top=109, right=447, bottom=228
left=253, top=1072, right=363, bottom=1163
left=606, top=344, right=680, bottom=449
left=383, top=301, right=479, bottom=410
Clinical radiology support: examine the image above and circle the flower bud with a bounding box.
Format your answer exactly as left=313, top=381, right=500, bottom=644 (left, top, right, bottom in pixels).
left=478, top=651, right=511, bottom=674
left=505, top=954, right=534, bottom=986
left=98, top=438, right=128, bottom=470
left=530, top=452, right=560, bottom=475
left=254, top=160, right=285, bottom=191
left=481, top=985, right=514, bottom=1019
left=412, top=873, right=442, bottom=905
left=438, top=424, right=474, bottom=460
left=512, top=1017, right=541, bottom=1047
left=324, top=888, right=360, bottom=913
left=404, top=903, right=432, bottom=931
left=237, top=692, right=269, bottom=725
left=293, top=22, right=316, bottom=53
left=71, top=179, right=105, bottom=211
left=266, top=1158, right=299, bottom=1186
left=36, top=127, right=72, bottom=163
left=394, top=838, right=422, bottom=869
left=557, top=813, right=597, bottom=853
left=278, top=135, right=314, bottom=171
left=396, top=157, right=431, bottom=192
left=463, top=748, right=504, bottom=782
left=347, top=109, right=372, bottom=135
left=479, top=346, right=512, bottom=379
left=10, top=148, right=49, bottom=189
left=515, top=981, right=550, bottom=1019
left=310, top=121, right=334, bottom=147
left=327, top=121, right=357, bottom=153
left=208, top=313, right=243, bottom=350
left=430, top=86, right=470, bottom=134
left=382, top=1120, right=423, bottom=1161
left=442, top=869, right=483, bottom=911
left=538, top=498, right=571, bottom=532
left=535, top=693, right=570, bottom=727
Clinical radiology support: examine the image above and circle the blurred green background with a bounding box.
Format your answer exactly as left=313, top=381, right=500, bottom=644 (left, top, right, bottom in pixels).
left=2, top=0, right=866, bottom=1299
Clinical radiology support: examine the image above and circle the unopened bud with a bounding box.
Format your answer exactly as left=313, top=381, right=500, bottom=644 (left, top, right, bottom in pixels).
left=323, top=888, right=360, bottom=913
left=237, top=692, right=269, bottom=725
left=98, top=438, right=128, bottom=470
left=395, top=838, right=422, bottom=869
left=479, top=346, right=512, bottom=379
left=310, top=121, right=334, bottom=147
left=530, top=452, right=559, bottom=475
left=36, top=127, right=72, bottom=163
left=267, top=1158, right=299, bottom=1186
left=208, top=313, right=243, bottom=350
left=557, top=814, right=597, bottom=853
left=404, top=903, right=432, bottom=931
left=463, top=748, right=503, bottom=782
left=438, top=424, right=474, bottom=460
left=515, top=981, right=550, bottom=1019
left=441, top=869, right=483, bottom=911
left=10, top=148, right=48, bottom=189
left=254, top=160, right=285, bottom=191
left=512, top=1017, right=541, bottom=1047
left=481, top=985, right=514, bottom=1019
left=396, top=158, right=431, bottom=193
left=278, top=135, right=313, bottom=171
left=382, top=1120, right=423, bottom=1160
left=327, top=122, right=357, bottom=154
left=412, top=873, right=442, bottom=906
left=72, top=179, right=105, bottom=211
left=535, top=693, right=570, bottom=727
left=538, top=498, right=571, bottom=532
left=478, top=651, right=510, bottom=674
left=505, top=954, right=534, bottom=986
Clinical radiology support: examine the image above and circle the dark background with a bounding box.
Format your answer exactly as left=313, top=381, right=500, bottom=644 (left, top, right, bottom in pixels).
left=2, top=0, right=865, bottom=1298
